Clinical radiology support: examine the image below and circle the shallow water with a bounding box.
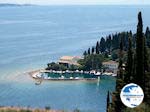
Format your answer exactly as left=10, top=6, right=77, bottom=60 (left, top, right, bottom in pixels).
left=0, top=75, right=116, bottom=112
left=0, top=5, right=150, bottom=112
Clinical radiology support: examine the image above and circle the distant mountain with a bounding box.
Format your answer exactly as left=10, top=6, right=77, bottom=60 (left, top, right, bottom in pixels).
left=0, top=3, right=34, bottom=7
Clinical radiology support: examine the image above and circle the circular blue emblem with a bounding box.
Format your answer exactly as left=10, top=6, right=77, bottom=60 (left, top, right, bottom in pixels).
left=120, top=83, right=144, bottom=108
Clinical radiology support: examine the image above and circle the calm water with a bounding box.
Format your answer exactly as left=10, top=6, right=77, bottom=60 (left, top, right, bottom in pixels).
left=0, top=5, right=150, bottom=112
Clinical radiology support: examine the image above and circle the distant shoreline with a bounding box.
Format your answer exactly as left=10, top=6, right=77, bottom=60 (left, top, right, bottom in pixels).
left=0, top=3, right=35, bottom=7
left=0, top=3, right=150, bottom=7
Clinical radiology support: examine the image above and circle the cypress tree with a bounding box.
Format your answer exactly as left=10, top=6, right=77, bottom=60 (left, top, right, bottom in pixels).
left=144, top=36, right=149, bottom=72
left=106, top=35, right=112, bottom=54
left=145, top=72, right=150, bottom=105
left=132, top=53, right=136, bottom=82
left=88, top=48, right=90, bottom=55
left=96, top=41, right=100, bottom=54
left=108, top=35, right=112, bottom=53
left=118, top=37, right=124, bottom=79
left=111, top=37, right=125, bottom=112
left=100, top=37, right=106, bottom=53
left=135, top=12, right=145, bottom=89
left=92, top=47, right=95, bottom=54
left=106, top=91, right=110, bottom=112
left=144, top=35, right=150, bottom=104
left=106, top=37, right=109, bottom=51
left=134, top=12, right=150, bottom=104
left=125, top=36, right=133, bottom=84
left=145, top=27, right=150, bottom=48
left=83, top=51, right=87, bottom=57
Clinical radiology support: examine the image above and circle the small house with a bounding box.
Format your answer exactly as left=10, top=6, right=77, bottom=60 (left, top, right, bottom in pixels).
left=102, top=60, right=119, bottom=74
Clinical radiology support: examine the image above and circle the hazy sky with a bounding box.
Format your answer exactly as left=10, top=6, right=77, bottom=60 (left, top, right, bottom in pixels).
left=0, top=0, right=149, bottom=5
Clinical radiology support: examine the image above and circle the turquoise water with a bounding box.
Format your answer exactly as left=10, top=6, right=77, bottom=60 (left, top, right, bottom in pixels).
left=0, top=76, right=115, bottom=112
left=0, top=5, right=150, bottom=112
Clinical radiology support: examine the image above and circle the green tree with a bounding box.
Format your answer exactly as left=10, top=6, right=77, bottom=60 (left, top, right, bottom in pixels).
left=96, top=41, right=100, bottom=54
left=78, top=54, right=104, bottom=71
left=145, top=27, right=150, bottom=48
left=107, top=35, right=112, bottom=53
left=100, top=37, right=106, bottom=53
left=110, top=37, right=125, bottom=112
left=144, top=37, right=149, bottom=72
left=125, top=37, right=133, bottom=84
left=118, top=36, right=124, bottom=79
left=145, top=72, right=150, bottom=105
left=135, top=12, right=145, bottom=89
left=106, top=35, right=112, bottom=53
left=83, top=51, right=87, bottom=57
left=144, top=36, right=150, bottom=104
left=88, top=48, right=90, bottom=55
left=111, top=50, right=118, bottom=61
left=92, top=46, right=95, bottom=54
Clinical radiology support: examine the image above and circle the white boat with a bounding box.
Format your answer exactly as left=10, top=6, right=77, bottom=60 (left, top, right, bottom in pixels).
left=70, top=77, right=73, bottom=79
left=61, top=75, right=65, bottom=79
left=75, top=70, right=79, bottom=72
left=112, top=74, right=117, bottom=77
left=103, top=72, right=112, bottom=76
left=75, top=77, right=80, bottom=79
left=80, top=70, right=83, bottom=73
left=94, top=72, right=101, bottom=76
left=84, top=71, right=89, bottom=74
left=66, top=70, right=69, bottom=73
left=47, top=77, right=51, bottom=79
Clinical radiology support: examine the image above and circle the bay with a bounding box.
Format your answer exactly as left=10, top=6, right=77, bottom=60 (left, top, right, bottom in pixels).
left=0, top=5, right=150, bottom=112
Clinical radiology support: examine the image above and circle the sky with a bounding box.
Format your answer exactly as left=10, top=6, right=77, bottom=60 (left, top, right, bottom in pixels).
left=0, top=0, right=149, bottom=5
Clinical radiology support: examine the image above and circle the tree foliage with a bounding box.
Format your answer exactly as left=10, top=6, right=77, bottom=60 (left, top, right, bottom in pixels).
left=46, top=62, right=67, bottom=71
left=108, top=12, right=150, bottom=112
left=78, top=54, right=104, bottom=71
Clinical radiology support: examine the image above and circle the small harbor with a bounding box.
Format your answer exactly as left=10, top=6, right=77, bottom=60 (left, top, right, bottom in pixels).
left=29, top=55, right=118, bottom=81
left=29, top=69, right=117, bottom=81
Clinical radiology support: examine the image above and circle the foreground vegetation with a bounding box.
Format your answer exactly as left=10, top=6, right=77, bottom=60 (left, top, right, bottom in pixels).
left=106, top=12, right=150, bottom=112
left=0, top=107, right=81, bottom=112
left=0, top=107, right=61, bottom=112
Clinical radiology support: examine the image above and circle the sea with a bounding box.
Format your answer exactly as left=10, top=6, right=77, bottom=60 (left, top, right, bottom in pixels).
left=0, top=5, right=150, bottom=112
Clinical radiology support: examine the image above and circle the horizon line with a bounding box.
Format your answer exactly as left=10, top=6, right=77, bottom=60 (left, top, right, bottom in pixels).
left=0, top=2, right=150, bottom=6
left=0, top=3, right=150, bottom=6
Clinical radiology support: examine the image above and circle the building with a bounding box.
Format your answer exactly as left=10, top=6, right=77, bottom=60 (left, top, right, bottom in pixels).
left=58, top=56, right=82, bottom=68
left=102, top=60, right=119, bottom=74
